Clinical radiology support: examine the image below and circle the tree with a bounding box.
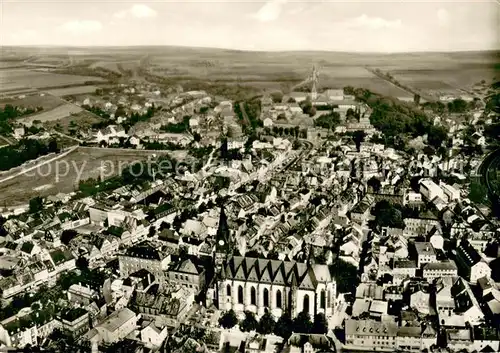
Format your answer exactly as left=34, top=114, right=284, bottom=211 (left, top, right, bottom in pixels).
left=29, top=197, right=44, bottom=214
left=293, top=311, right=313, bottom=333
left=329, top=258, right=359, bottom=294
left=287, top=97, right=296, bottom=103
left=239, top=311, right=258, bottom=332
left=274, top=312, right=293, bottom=339
left=0, top=215, right=7, bottom=238
left=76, top=257, right=89, bottom=270
left=60, top=229, right=78, bottom=245
left=367, top=176, right=381, bottom=193
left=352, top=130, right=366, bottom=152
left=314, top=112, right=341, bottom=130
left=447, top=98, right=468, bottom=114
left=48, top=139, right=59, bottom=153
left=312, top=313, right=328, bottom=334
left=270, top=92, right=283, bottom=103
left=346, top=108, right=357, bottom=121
left=344, top=86, right=355, bottom=95
left=427, top=125, right=448, bottom=149
left=469, top=182, right=488, bottom=205
left=257, top=310, right=276, bottom=335
left=372, top=200, right=404, bottom=229
left=301, top=99, right=314, bottom=116
left=219, top=309, right=238, bottom=329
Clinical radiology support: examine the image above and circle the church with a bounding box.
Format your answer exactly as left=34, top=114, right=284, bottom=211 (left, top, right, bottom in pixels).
left=217, top=256, right=336, bottom=320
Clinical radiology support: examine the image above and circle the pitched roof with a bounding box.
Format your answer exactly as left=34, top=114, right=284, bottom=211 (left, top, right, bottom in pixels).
left=222, top=256, right=330, bottom=288
left=124, top=242, right=161, bottom=260
left=170, top=256, right=204, bottom=275
left=98, top=308, right=135, bottom=333
left=457, top=239, right=482, bottom=267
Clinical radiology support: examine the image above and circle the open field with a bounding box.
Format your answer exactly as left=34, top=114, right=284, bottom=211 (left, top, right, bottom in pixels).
left=0, top=147, right=173, bottom=206
left=45, top=85, right=99, bottom=97
left=387, top=66, right=497, bottom=95
left=2, top=47, right=498, bottom=99
left=144, top=49, right=497, bottom=97
left=44, top=110, right=103, bottom=133
left=0, top=68, right=105, bottom=93
left=0, top=93, right=65, bottom=110
left=18, top=104, right=83, bottom=124
left=0, top=62, right=29, bottom=69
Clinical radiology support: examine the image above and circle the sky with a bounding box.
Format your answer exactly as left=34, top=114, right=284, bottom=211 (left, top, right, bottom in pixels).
left=1, top=0, right=499, bottom=52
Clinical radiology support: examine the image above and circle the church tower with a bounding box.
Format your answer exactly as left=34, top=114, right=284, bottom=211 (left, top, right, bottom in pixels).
left=215, top=205, right=232, bottom=267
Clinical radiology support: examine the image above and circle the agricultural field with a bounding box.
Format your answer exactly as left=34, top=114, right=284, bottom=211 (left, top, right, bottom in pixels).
left=2, top=47, right=498, bottom=101
left=44, top=110, right=103, bottom=134
left=0, top=67, right=105, bottom=93
left=0, top=147, right=172, bottom=206
left=0, top=62, right=28, bottom=69
left=145, top=49, right=499, bottom=98
left=387, top=66, right=497, bottom=95
left=45, top=85, right=99, bottom=97
left=0, top=93, right=65, bottom=110
left=18, top=104, right=83, bottom=124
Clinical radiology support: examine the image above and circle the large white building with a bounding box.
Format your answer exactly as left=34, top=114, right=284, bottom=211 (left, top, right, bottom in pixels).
left=218, top=257, right=336, bottom=319
left=423, top=261, right=458, bottom=282
left=414, top=242, right=437, bottom=268
left=419, top=179, right=445, bottom=201
left=345, top=319, right=436, bottom=352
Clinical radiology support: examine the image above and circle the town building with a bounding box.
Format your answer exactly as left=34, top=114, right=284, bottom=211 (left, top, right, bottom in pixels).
left=345, top=319, right=397, bottom=350
left=455, top=239, right=491, bottom=284
left=87, top=308, right=137, bottom=344
left=60, top=308, right=90, bottom=337
left=167, top=256, right=206, bottom=293
left=419, top=179, right=445, bottom=201
left=423, top=261, right=458, bottom=282
left=414, top=242, right=437, bottom=268
left=118, top=242, right=171, bottom=283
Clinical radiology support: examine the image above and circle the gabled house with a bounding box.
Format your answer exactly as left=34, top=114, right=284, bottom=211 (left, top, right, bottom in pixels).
left=436, top=277, right=485, bottom=327
left=140, top=322, right=168, bottom=349
left=167, top=256, right=206, bottom=293
left=455, top=239, right=491, bottom=284
left=95, top=125, right=127, bottom=144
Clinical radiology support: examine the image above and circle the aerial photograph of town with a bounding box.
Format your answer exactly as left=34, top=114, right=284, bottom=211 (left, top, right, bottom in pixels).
left=0, top=0, right=498, bottom=352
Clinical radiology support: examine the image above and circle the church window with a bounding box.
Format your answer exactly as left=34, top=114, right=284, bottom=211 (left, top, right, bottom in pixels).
left=238, top=286, right=244, bottom=304
left=251, top=287, right=257, bottom=305
left=263, top=288, right=269, bottom=307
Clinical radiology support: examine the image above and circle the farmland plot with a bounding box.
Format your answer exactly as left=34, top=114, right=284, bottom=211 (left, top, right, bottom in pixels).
left=0, top=68, right=104, bottom=93
left=0, top=93, right=65, bottom=110
left=388, top=66, right=497, bottom=94
left=0, top=147, right=172, bottom=206
left=19, top=104, right=82, bottom=124
left=46, top=85, right=99, bottom=97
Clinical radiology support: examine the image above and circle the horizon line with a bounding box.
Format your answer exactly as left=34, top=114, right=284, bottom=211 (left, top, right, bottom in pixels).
left=1, top=44, right=499, bottom=55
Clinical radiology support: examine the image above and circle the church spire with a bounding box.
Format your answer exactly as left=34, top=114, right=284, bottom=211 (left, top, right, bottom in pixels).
left=216, top=205, right=232, bottom=255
